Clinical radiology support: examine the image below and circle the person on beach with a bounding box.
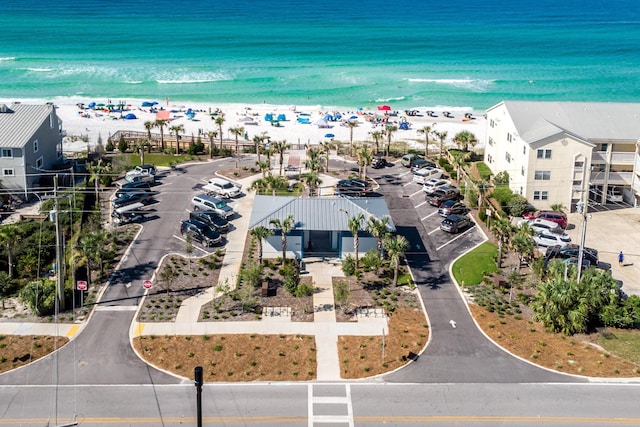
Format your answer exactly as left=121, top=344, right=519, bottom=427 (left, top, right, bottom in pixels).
left=618, top=251, right=624, bottom=266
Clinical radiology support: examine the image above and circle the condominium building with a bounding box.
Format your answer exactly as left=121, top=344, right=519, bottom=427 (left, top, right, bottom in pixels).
left=483, top=101, right=640, bottom=212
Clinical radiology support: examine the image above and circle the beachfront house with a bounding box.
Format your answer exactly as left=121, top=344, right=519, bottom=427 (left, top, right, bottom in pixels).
left=483, top=101, right=640, bottom=211
left=0, top=102, right=64, bottom=198
left=249, top=195, right=395, bottom=260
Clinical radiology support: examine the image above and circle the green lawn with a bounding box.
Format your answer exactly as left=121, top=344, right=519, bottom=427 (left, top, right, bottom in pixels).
left=599, top=330, right=640, bottom=365
left=451, top=241, right=498, bottom=286
left=475, top=162, right=493, bottom=180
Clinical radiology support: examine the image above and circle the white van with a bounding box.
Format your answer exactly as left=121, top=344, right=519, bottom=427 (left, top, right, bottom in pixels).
left=191, top=194, right=235, bottom=219
left=203, top=177, right=242, bottom=198
left=413, top=167, right=444, bottom=184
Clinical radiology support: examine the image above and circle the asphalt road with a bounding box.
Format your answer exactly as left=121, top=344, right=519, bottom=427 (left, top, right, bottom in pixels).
left=1, top=156, right=638, bottom=425
left=1, top=383, right=639, bottom=426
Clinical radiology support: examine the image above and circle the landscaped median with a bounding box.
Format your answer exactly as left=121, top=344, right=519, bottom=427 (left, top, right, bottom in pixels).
left=453, top=241, right=640, bottom=377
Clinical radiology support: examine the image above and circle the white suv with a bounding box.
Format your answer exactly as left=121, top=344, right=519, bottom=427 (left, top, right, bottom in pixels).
left=203, top=177, right=242, bottom=198
left=423, top=178, right=450, bottom=195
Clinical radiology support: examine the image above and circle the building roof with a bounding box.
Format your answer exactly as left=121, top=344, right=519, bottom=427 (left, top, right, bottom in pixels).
left=0, top=103, right=57, bottom=148
left=249, top=196, right=396, bottom=232
left=493, top=101, right=640, bottom=143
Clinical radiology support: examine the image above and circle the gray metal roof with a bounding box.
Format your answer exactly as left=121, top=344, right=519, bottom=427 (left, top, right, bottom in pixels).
left=0, top=103, right=57, bottom=148
left=249, top=196, right=396, bottom=232
left=494, top=101, right=640, bottom=143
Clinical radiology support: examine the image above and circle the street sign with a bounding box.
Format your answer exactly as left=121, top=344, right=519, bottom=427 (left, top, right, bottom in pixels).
left=76, top=280, right=87, bottom=291
left=143, top=280, right=153, bottom=289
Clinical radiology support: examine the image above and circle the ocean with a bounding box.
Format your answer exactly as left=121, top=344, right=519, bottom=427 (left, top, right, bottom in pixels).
left=1, top=0, right=639, bottom=111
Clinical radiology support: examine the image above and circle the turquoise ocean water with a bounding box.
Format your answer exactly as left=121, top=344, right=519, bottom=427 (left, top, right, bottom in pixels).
left=1, top=0, right=639, bottom=110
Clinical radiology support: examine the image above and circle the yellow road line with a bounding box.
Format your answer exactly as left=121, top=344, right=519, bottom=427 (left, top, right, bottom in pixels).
left=132, top=323, right=145, bottom=337
left=65, top=325, right=80, bottom=337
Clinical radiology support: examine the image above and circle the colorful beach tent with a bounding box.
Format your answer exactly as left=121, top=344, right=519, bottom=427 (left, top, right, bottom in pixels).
left=377, top=105, right=391, bottom=111
left=141, top=101, right=158, bottom=107
left=156, top=110, right=171, bottom=121
left=125, top=113, right=137, bottom=120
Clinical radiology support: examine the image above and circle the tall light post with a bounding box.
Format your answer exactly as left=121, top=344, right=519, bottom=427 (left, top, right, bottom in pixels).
left=576, top=164, right=592, bottom=283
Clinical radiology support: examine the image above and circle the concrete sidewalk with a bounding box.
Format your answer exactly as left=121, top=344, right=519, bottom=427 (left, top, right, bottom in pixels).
left=0, top=322, right=83, bottom=338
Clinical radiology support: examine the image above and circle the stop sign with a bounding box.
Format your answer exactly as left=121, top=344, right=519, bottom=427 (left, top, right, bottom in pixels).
left=77, top=280, right=87, bottom=291
left=143, top=280, right=153, bottom=289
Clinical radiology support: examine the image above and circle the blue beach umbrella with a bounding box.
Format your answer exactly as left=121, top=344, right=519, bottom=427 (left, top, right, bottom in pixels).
left=324, top=133, right=335, bottom=138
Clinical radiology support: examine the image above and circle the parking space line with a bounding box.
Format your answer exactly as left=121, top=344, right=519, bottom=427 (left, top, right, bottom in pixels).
left=399, top=170, right=412, bottom=177
left=421, top=211, right=439, bottom=221
left=173, top=234, right=211, bottom=254
left=428, top=227, right=441, bottom=235
left=409, top=189, right=423, bottom=198
left=415, top=201, right=427, bottom=209
left=436, top=226, right=477, bottom=251
left=402, top=181, right=414, bottom=187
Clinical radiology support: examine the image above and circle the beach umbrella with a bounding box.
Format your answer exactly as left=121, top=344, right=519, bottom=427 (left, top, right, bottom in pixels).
left=239, top=116, right=254, bottom=122
left=324, top=133, right=335, bottom=138
left=96, top=103, right=105, bottom=107
left=314, top=118, right=329, bottom=127
left=124, top=113, right=137, bottom=120
left=349, top=115, right=358, bottom=121
left=106, top=104, right=114, bottom=109
left=377, top=105, right=391, bottom=111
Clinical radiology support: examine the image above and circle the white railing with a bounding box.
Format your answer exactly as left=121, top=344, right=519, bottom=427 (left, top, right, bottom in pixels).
left=591, top=151, right=607, bottom=162
left=591, top=171, right=633, bottom=185
left=610, top=152, right=635, bottom=164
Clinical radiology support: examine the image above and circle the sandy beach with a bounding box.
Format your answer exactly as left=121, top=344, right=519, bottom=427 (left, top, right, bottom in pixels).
left=52, top=98, right=486, bottom=155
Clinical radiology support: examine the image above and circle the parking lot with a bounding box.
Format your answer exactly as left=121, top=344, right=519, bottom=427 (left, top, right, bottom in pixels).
left=564, top=208, right=640, bottom=295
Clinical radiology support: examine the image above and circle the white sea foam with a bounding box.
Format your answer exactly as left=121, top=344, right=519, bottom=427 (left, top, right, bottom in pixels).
left=25, top=67, right=53, bottom=72
left=374, top=96, right=406, bottom=103
left=0, top=57, right=16, bottom=61
left=406, top=78, right=495, bottom=92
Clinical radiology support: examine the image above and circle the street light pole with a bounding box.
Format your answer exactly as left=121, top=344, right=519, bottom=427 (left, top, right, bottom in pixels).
left=194, top=366, right=203, bottom=427
left=576, top=165, right=592, bottom=283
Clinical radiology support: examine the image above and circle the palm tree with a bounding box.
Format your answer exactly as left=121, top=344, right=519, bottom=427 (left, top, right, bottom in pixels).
left=272, top=140, right=289, bottom=176
left=453, top=130, right=477, bottom=151
left=87, top=159, right=111, bottom=205
left=491, top=217, right=515, bottom=268
left=369, top=130, right=383, bottom=156
left=143, top=121, right=155, bottom=145
left=417, top=124, right=435, bottom=158
left=383, top=234, right=409, bottom=287
left=154, top=119, right=167, bottom=152
left=257, top=160, right=270, bottom=178
left=346, top=213, right=365, bottom=269
left=269, top=214, right=295, bottom=265
left=367, top=216, right=391, bottom=258
left=432, top=130, right=448, bottom=159
left=0, top=224, right=19, bottom=277
left=384, top=124, right=397, bottom=157
left=207, top=130, right=218, bottom=159
left=214, top=114, right=226, bottom=150
left=169, top=124, right=184, bottom=153
left=320, top=140, right=334, bottom=172
left=253, top=134, right=268, bottom=163
left=304, top=147, right=322, bottom=173
left=357, top=145, right=373, bottom=182
left=250, top=226, right=273, bottom=265
left=302, top=171, right=321, bottom=196
left=510, top=230, right=534, bottom=272
left=229, top=126, right=244, bottom=154
left=134, top=139, right=151, bottom=165
left=550, top=203, right=566, bottom=213
left=346, top=120, right=359, bottom=156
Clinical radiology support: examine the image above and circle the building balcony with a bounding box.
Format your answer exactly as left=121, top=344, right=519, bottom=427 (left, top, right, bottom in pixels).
left=591, top=171, right=633, bottom=185
left=610, top=152, right=635, bottom=164
left=591, top=151, right=607, bottom=163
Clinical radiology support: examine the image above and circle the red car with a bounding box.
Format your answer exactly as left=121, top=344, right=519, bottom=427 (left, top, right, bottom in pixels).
left=523, top=210, right=567, bottom=229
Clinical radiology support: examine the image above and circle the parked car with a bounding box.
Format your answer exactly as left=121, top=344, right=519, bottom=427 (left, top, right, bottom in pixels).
left=180, top=219, right=222, bottom=247
left=115, top=183, right=153, bottom=198
left=125, top=164, right=156, bottom=184
left=517, top=218, right=561, bottom=234
left=523, top=210, right=567, bottom=229
left=423, top=178, right=451, bottom=195
left=426, top=186, right=460, bottom=206
left=203, top=177, right=242, bottom=198
left=533, top=230, right=571, bottom=247
left=546, top=244, right=599, bottom=266
left=112, top=191, right=153, bottom=209
left=191, top=194, right=235, bottom=219
left=370, top=157, right=388, bottom=169
left=401, top=153, right=424, bottom=167
left=440, top=214, right=472, bottom=233
left=438, top=200, right=468, bottom=217
left=413, top=167, right=444, bottom=184
left=335, top=178, right=373, bottom=196
left=111, top=202, right=145, bottom=225
left=189, top=210, right=230, bottom=233
left=410, top=159, right=436, bottom=172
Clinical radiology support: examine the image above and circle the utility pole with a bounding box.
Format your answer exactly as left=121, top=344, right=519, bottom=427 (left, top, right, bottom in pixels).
left=54, top=175, right=65, bottom=311
left=576, top=165, right=592, bottom=284
left=194, top=366, right=203, bottom=427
